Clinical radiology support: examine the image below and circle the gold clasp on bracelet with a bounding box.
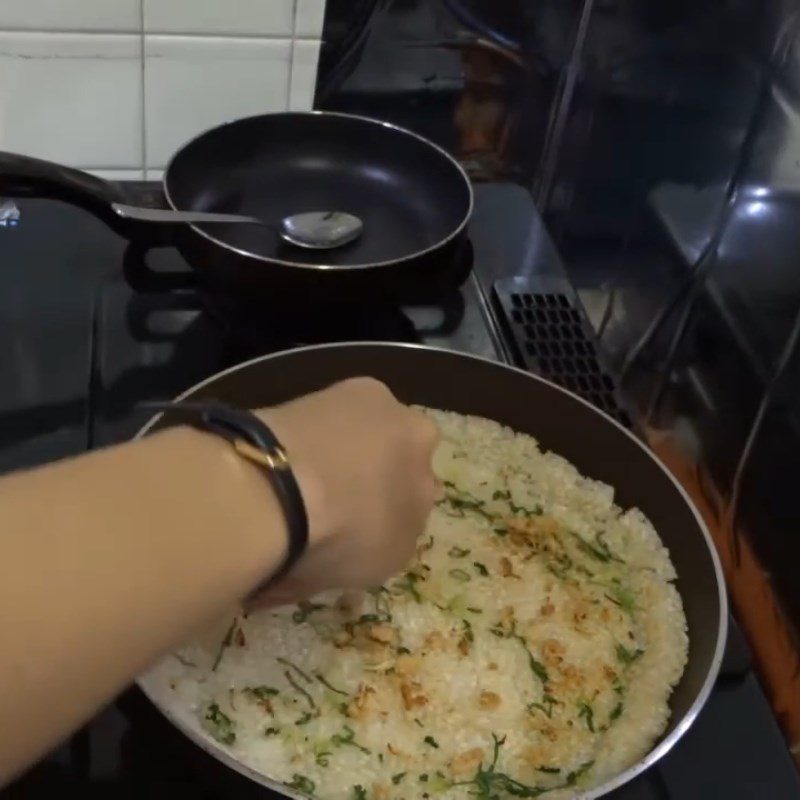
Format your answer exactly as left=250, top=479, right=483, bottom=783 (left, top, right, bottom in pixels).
left=233, top=438, right=291, bottom=471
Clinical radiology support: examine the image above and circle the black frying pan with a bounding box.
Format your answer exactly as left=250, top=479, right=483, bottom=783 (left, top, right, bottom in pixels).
left=136, top=343, right=727, bottom=800
left=0, top=113, right=473, bottom=300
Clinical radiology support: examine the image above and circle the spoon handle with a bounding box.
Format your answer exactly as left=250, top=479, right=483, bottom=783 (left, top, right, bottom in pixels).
left=111, top=202, right=264, bottom=226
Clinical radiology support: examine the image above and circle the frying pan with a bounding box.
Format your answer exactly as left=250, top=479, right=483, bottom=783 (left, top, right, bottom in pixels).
left=0, top=112, right=473, bottom=299
left=136, top=343, right=727, bottom=800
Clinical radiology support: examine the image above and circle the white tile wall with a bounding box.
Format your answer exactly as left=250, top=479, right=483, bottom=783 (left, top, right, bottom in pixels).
left=0, top=0, right=141, bottom=33
left=144, top=35, right=292, bottom=168
left=143, top=0, right=295, bottom=37
left=289, top=39, right=321, bottom=111
left=0, top=33, right=142, bottom=167
left=0, top=0, right=326, bottom=175
left=295, top=0, right=326, bottom=38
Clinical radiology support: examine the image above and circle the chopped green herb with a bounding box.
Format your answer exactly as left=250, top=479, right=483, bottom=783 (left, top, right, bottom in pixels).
left=615, top=643, right=644, bottom=664
left=414, top=718, right=424, bottom=727
left=395, top=571, right=423, bottom=602
left=264, top=727, right=280, bottom=737
left=610, top=702, right=624, bottom=721
left=466, top=606, right=483, bottom=614
left=605, top=580, right=637, bottom=614
left=243, top=685, right=279, bottom=701
left=423, top=735, right=439, bottom=748
left=595, top=531, right=624, bottom=563
left=351, top=786, right=366, bottom=800
left=528, top=694, right=557, bottom=718
left=514, top=635, right=549, bottom=685
left=419, top=774, right=429, bottom=782
left=546, top=553, right=574, bottom=581
left=462, top=619, right=474, bottom=643
left=287, top=774, right=316, bottom=796
left=392, top=772, right=407, bottom=785
left=430, top=772, right=454, bottom=792
left=473, top=561, right=489, bottom=577
left=448, top=545, right=471, bottom=558
left=489, top=626, right=505, bottom=637
left=292, top=602, right=327, bottom=624
left=537, top=766, right=560, bottom=774
left=203, top=703, right=236, bottom=746
left=566, top=761, right=594, bottom=786
left=452, top=733, right=547, bottom=798
left=448, top=568, right=471, bottom=582
left=212, top=619, right=237, bottom=672
left=277, top=656, right=313, bottom=683
left=284, top=670, right=316, bottom=710
left=492, top=489, right=542, bottom=517
left=528, top=654, right=550, bottom=686
left=314, top=673, right=348, bottom=696
left=296, top=711, right=315, bottom=726
left=171, top=652, right=197, bottom=668
left=332, top=725, right=371, bottom=754
left=577, top=701, right=595, bottom=733
left=397, top=646, right=411, bottom=654
left=440, top=484, right=496, bottom=521
left=366, top=586, right=393, bottom=621
left=572, top=534, right=611, bottom=563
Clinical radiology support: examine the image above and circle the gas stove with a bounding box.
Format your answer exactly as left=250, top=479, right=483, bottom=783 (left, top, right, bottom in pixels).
left=1, top=183, right=797, bottom=798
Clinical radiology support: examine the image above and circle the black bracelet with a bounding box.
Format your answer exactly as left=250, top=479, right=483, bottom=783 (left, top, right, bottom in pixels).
left=146, top=400, right=309, bottom=596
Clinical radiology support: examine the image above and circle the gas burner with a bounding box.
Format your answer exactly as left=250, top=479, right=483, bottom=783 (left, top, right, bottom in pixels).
left=89, top=274, right=466, bottom=446
left=121, top=237, right=475, bottom=306
left=116, top=236, right=474, bottom=369
left=199, top=292, right=420, bottom=364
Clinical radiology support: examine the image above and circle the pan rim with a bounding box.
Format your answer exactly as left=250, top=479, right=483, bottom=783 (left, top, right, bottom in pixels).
left=135, top=341, right=728, bottom=800
left=162, top=111, right=475, bottom=271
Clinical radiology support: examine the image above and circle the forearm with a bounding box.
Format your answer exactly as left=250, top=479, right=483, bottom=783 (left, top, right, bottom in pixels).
left=0, top=427, right=285, bottom=783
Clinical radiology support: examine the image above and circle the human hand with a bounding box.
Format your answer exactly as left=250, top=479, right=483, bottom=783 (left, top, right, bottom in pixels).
left=252, top=377, right=438, bottom=606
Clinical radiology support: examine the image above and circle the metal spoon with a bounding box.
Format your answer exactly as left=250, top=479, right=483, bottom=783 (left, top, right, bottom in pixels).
left=111, top=203, right=363, bottom=250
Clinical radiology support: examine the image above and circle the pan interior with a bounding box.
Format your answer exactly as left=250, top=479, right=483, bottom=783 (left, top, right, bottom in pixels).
left=166, top=114, right=471, bottom=268
left=145, top=344, right=724, bottom=794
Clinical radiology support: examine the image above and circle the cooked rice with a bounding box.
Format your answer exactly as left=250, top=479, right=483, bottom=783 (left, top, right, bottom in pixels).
left=148, top=408, right=688, bottom=799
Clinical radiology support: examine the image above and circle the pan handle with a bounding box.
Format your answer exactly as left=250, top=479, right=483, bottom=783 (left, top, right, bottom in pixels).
left=0, top=151, right=138, bottom=236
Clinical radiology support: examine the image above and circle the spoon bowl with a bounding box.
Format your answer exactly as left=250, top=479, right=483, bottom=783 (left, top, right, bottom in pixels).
left=111, top=203, right=363, bottom=251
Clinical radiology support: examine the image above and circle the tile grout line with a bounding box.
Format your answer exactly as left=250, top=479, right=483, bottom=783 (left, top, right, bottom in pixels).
left=138, top=0, right=147, bottom=177
left=286, top=0, right=298, bottom=110
left=0, top=29, right=319, bottom=41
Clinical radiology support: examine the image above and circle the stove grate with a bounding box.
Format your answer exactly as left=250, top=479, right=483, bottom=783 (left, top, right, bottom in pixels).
left=493, top=277, right=631, bottom=428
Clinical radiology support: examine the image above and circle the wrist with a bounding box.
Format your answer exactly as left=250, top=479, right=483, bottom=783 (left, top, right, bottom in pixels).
left=254, top=409, right=338, bottom=551
left=164, top=426, right=289, bottom=594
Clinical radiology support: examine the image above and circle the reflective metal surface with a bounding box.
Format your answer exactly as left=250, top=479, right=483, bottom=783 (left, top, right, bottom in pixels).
left=279, top=211, right=363, bottom=250
left=111, top=203, right=266, bottom=227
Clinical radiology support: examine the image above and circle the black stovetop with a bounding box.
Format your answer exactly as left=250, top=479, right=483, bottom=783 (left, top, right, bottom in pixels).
left=1, top=183, right=797, bottom=799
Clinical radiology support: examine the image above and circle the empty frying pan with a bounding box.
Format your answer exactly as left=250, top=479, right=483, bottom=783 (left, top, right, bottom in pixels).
left=0, top=112, right=473, bottom=299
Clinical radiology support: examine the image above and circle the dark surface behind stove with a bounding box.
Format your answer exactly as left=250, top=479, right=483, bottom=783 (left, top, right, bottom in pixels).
left=1, top=186, right=798, bottom=798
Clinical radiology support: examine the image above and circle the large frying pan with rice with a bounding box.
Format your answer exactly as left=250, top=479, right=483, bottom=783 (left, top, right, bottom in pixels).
left=136, top=343, right=727, bottom=799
